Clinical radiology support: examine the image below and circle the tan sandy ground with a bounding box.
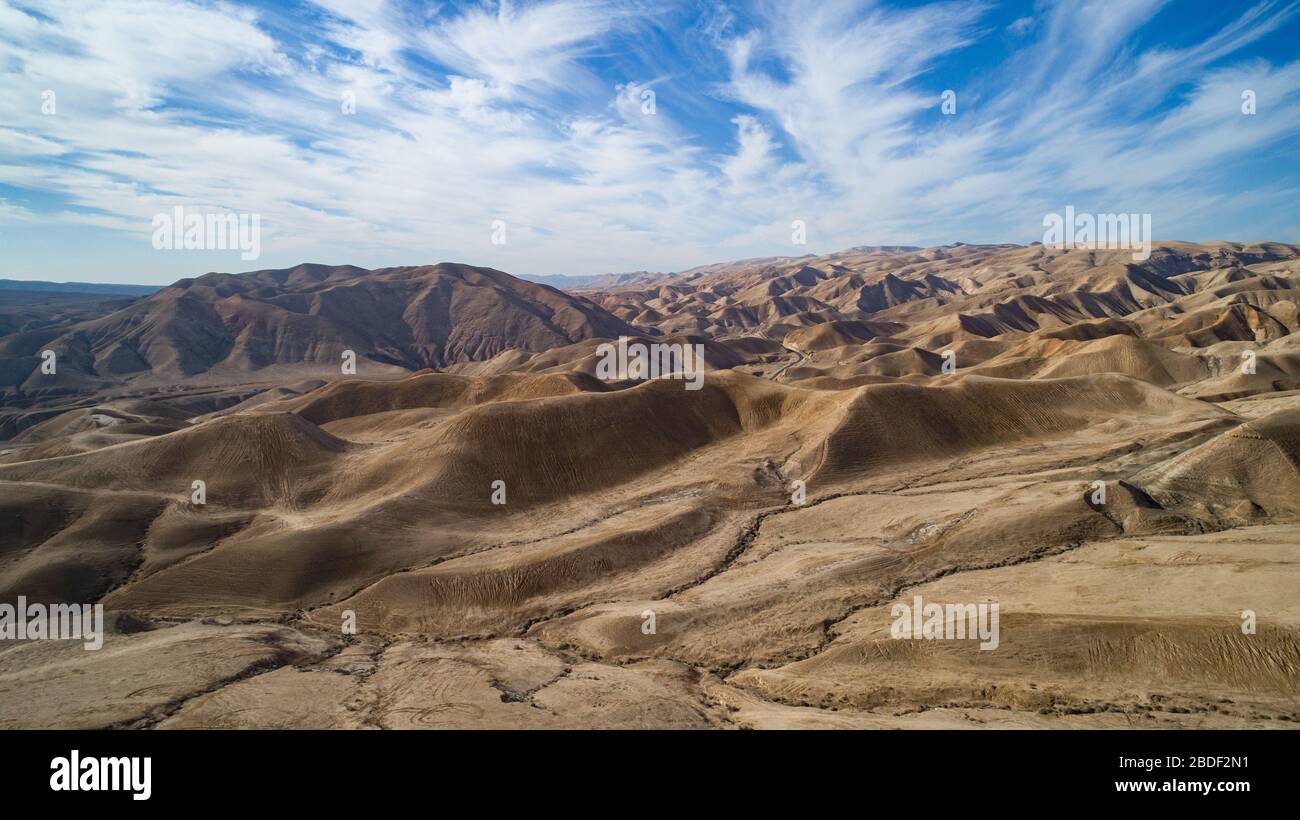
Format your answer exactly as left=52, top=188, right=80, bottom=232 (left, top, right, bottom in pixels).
left=2, top=244, right=1299, bottom=729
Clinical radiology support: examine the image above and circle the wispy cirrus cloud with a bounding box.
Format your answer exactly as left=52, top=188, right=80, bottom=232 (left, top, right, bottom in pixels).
left=1, top=0, right=1298, bottom=284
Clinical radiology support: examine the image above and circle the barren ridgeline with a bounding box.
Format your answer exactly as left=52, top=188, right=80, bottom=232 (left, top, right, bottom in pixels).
left=1, top=241, right=1298, bottom=729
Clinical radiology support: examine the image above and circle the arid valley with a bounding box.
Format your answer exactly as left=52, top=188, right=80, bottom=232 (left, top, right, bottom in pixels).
left=1, top=241, right=1298, bottom=730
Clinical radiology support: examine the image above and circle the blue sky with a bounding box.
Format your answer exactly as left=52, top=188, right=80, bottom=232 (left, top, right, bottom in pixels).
left=1, top=0, right=1299, bottom=285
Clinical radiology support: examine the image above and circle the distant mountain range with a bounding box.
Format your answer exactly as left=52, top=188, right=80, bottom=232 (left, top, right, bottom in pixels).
left=0, top=279, right=160, bottom=296
left=1, top=262, right=638, bottom=396
left=3, top=273, right=658, bottom=295
left=518, top=271, right=667, bottom=289
left=7, top=242, right=1300, bottom=406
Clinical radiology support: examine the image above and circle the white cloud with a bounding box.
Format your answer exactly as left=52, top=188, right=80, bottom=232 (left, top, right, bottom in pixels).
left=1, top=0, right=1298, bottom=282
left=418, top=0, right=636, bottom=93
left=1007, top=16, right=1034, bottom=36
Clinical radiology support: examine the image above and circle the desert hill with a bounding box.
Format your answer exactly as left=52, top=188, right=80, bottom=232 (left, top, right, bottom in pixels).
left=0, top=262, right=641, bottom=404
left=2, top=241, right=1300, bottom=730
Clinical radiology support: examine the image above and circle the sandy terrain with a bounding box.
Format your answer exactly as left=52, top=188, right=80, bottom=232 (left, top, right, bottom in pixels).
left=1, top=242, right=1297, bottom=729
